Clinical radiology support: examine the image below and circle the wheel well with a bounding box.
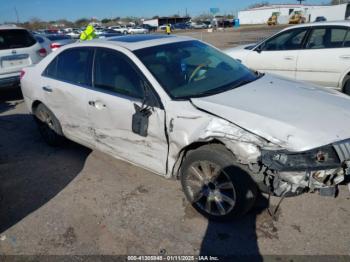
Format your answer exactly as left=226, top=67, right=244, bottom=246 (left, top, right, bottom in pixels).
left=171, top=139, right=229, bottom=179
left=342, top=72, right=350, bottom=91
left=31, top=100, right=42, bottom=114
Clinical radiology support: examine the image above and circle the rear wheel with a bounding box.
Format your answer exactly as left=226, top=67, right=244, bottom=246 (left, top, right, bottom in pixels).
left=34, top=103, right=65, bottom=146
left=343, top=79, right=350, bottom=95
left=180, top=144, right=257, bottom=220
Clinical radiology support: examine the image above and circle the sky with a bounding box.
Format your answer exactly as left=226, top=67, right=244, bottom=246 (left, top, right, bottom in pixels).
left=0, top=0, right=329, bottom=23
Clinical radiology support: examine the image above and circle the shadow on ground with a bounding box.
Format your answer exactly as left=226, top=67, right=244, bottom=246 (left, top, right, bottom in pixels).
left=0, top=88, right=91, bottom=233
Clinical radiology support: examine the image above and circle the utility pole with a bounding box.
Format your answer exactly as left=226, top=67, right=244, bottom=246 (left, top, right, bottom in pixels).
left=14, top=6, right=19, bottom=24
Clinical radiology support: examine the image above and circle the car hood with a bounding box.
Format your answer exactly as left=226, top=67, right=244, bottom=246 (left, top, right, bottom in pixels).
left=224, top=43, right=256, bottom=52
left=191, top=74, right=350, bottom=151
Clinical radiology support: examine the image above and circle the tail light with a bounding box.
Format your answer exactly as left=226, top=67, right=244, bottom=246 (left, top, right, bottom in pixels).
left=20, top=70, right=25, bottom=80
left=50, top=43, right=61, bottom=50
left=38, top=48, right=47, bottom=57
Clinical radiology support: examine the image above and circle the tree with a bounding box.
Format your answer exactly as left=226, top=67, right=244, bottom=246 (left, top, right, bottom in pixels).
left=75, top=18, right=90, bottom=27
left=193, top=13, right=212, bottom=22
left=101, top=18, right=111, bottom=24
left=248, top=1, right=270, bottom=9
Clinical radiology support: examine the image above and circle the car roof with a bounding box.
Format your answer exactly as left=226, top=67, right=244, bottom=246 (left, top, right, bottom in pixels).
left=282, top=20, right=350, bottom=31
left=86, top=34, right=194, bottom=51
left=0, top=25, right=26, bottom=30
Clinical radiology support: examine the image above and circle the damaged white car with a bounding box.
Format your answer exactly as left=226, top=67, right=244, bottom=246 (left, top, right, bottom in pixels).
left=21, top=35, right=350, bottom=220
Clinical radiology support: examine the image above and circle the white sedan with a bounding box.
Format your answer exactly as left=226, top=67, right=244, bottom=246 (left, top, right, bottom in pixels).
left=128, top=27, right=148, bottom=34
left=225, top=21, right=350, bottom=95
left=20, top=35, right=350, bottom=220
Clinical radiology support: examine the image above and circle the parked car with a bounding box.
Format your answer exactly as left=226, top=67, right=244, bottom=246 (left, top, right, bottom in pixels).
left=97, top=29, right=123, bottom=38
left=173, top=23, right=190, bottom=30
left=109, top=25, right=128, bottom=35
left=128, top=27, right=149, bottom=34
left=158, top=24, right=174, bottom=31
left=315, top=16, right=327, bottom=22
left=191, top=23, right=208, bottom=29
left=225, top=21, right=350, bottom=95
left=33, top=33, right=52, bottom=54
left=0, top=26, right=47, bottom=88
left=142, top=24, right=158, bottom=32
left=66, top=30, right=81, bottom=39
left=21, top=34, right=350, bottom=220
left=44, top=34, right=75, bottom=51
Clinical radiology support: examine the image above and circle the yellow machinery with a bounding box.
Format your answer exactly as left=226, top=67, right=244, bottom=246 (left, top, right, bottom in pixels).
left=289, top=11, right=306, bottom=24
left=267, top=12, right=279, bottom=26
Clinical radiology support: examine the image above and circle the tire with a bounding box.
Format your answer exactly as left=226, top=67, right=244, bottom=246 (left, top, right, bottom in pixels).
left=343, top=79, right=350, bottom=96
left=34, top=103, right=65, bottom=146
left=180, top=144, right=257, bottom=221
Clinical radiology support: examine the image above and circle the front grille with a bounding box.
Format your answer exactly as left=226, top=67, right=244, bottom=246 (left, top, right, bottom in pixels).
left=333, top=139, right=350, bottom=162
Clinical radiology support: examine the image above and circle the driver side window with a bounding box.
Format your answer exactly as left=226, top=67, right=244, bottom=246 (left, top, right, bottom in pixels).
left=262, top=28, right=308, bottom=51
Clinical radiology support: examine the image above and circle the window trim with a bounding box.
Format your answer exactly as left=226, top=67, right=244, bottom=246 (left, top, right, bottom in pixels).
left=91, top=47, right=163, bottom=109
left=41, top=46, right=163, bottom=109
left=303, top=25, right=350, bottom=50
left=255, top=27, right=310, bottom=52
left=42, top=46, right=94, bottom=88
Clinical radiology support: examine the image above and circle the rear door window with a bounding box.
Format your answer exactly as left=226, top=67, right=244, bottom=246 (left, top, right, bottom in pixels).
left=44, top=47, right=93, bottom=86
left=0, top=29, right=36, bottom=50
left=306, top=27, right=348, bottom=49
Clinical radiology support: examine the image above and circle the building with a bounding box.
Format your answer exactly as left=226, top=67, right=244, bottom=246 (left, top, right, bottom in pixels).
left=238, top=3, right=350, bottom=25
left=143, top=16, right=191, bottom=27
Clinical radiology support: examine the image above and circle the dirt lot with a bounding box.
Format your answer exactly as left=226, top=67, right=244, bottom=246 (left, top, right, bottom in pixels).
left=0, top=27, right=350, bottom=259
left=175, top=25, right=288, bottom=49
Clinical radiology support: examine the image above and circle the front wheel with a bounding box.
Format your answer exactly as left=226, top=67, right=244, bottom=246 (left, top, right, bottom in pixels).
left=180, top=144, right=257, bottom=220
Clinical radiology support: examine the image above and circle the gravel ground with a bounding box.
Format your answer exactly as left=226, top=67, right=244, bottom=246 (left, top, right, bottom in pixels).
left=0, top=27, right=350, bottom=258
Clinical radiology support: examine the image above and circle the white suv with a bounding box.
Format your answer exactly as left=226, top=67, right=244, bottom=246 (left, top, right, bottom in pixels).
left=0, top=26, right=46, bottom=88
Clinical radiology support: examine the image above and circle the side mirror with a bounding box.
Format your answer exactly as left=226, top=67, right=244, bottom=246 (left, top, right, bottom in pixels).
left=131, top=80, right=155, bottom=137
left=132, top=103, right=152, bottom=137
left=255, top=45, right=262, bottom=53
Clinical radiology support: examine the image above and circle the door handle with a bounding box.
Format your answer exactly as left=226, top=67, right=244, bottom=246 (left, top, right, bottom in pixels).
left=42, top=86, right=52, bottom=92
left=89, top=100, right=106, bottom=109
left=284, top=56, right=295, bottom=61
left=340, top=55, right=350, bottom=60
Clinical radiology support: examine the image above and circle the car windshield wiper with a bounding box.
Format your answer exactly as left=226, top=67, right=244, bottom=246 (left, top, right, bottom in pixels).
left=232, top=74, right=264, bottom=89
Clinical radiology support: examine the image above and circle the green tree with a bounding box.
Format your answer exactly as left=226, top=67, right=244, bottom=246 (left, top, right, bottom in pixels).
left=248, top=1, right=270, bottom=9
left=101, top=18, right=111, bottom=24
left=75, top=18, right=90, bottom=27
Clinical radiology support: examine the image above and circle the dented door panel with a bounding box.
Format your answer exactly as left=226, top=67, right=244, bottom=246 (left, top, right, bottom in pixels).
left=86, top=89, right=168, bottom=175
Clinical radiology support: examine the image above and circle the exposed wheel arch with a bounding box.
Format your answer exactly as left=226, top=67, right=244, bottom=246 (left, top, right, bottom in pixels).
left=171, top=139, right=231, bottom=179
left=32, top=100, right=43, bottom=113
left=342, top=72, right=350, bottom=95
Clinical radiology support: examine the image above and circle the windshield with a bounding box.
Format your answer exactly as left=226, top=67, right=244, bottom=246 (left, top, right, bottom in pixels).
left=134, top=40, right=258, bottom=99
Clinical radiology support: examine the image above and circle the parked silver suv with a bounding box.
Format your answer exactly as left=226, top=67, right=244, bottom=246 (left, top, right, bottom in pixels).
left=0, top=25, right=46, bottom=88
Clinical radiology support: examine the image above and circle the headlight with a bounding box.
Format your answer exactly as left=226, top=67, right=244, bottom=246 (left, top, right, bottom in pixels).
left=261, top=145, right=341, bottom=171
